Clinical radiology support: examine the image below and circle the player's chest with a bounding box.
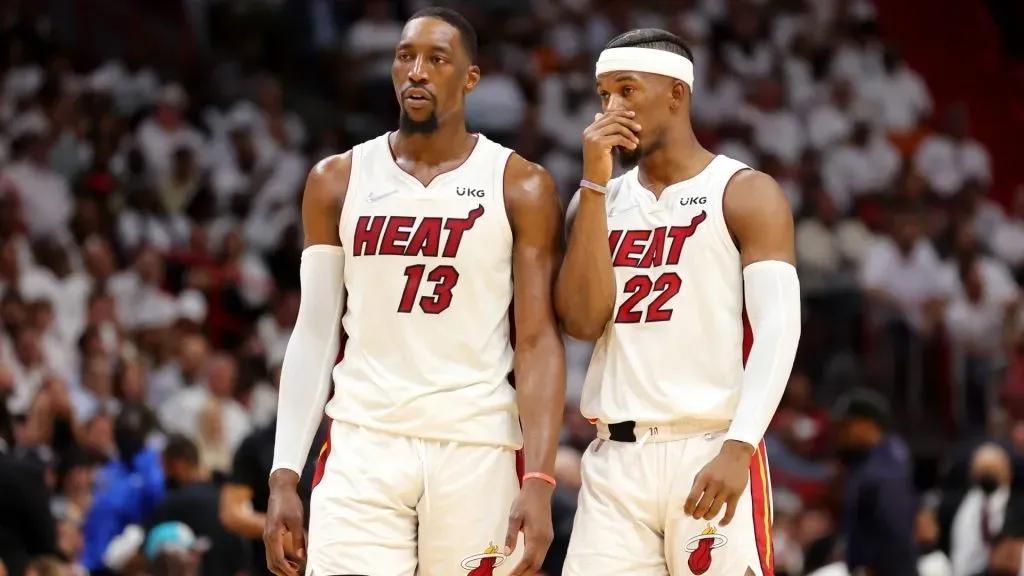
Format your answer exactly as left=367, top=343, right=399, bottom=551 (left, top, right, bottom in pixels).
left=606, top=191, right=715, bottom=271
left=344, top=187, right=510, bottom=264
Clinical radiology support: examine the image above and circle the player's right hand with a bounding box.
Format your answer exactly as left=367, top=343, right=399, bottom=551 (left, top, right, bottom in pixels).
left=265, top=472, right=306, bottom=576
left=581, top=110, right=641, bottom=185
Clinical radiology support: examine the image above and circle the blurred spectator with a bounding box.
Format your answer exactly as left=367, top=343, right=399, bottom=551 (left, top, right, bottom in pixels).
left=913, top=106, right=992, bottom=198
left=806, top=82, right=856, bottom=152
left=256, top=292, right=298, bottom=371
left=0, top=453, right=58, bottom=576
left=741, top=77, right=806, bottom=166
left=148, top=332, right=208, bottom=407
left=915, top=504, right=953, bottom=576
left=465, top=51, right=527, bottom=145
left=833, top=388, right=918, bottom=576
left=860, top=202, right=945, bottom=335
left=69, top=355, right=119, bottom=423
left=158, top=353, right=251, bottom=474
left=135, top=84, right=206, bottom=182
left=796, top=191, right=874, bottom=293
left=948, top=443, right=1024, bottom=575
left=81, top=406, right=163, bottom=573
left=990, top=185, right=1024, bottom=271
left=860, top=47, right=933, bottom=134
left=220, top=420, right=321, bottom=576
left=143, top=522, right=205, bottom=576
left=821, top=122, right=901, bottom=213
left=345, top=0, right=403, bottom=87
left=944, top=255, right=1017, bottom=432
left=148, top=435, right=247, bottom=576
left=0, top=127, right=72, bottom=242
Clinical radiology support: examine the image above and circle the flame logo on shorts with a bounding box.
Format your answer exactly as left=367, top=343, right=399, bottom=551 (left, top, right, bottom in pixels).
left=685, top=524, right=729, bottom=575
left=461, top=542, right=506, bottom=575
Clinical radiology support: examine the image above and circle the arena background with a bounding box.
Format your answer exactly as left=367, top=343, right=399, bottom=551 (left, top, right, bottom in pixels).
left=1, top=0, right=1023, bottom=574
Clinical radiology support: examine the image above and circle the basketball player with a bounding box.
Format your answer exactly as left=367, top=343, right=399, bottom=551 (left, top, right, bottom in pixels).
left=263, top=8, right=565, bottom=576
left=556, top=29, right=801, bottom=575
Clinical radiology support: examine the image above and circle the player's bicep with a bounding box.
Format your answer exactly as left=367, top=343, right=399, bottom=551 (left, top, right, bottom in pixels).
left=506, top=157, right=563, bottom=343
left=302, top=152, right=352, bottom=248
left=723, top=170, right=795, bottom=268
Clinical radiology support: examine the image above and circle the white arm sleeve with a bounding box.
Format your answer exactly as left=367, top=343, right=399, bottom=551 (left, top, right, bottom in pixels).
left=726, top=260, right=801, bottom=447
left=271, top=244, right=345, bottom=475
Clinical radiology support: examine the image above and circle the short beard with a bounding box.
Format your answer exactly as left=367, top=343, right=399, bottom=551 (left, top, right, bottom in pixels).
left=615, top=145, right=642, bottom=167
left=399, top=111, right=439, bottom=135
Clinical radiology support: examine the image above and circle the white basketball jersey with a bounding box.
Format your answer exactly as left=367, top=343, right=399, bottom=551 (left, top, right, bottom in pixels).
left=581, top=155, right=751, bottom=426
left=327, top=133, right=522, bottom=449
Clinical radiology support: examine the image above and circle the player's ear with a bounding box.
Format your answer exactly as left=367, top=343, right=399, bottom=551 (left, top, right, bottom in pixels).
left=670, top=80, right=688, bottom=112
left=465, top=64, right=481, bottom=93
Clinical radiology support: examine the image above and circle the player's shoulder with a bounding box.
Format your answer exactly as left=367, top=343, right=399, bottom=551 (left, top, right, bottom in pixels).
left=304, top=150, right=354, bottom=211
left=502, top=152, right=557, bottom=203
left=723, top=168, right=789, bottom=214
left=309, top=150, right=354, bottom=184
left=503, top=153, right=554, bottom=188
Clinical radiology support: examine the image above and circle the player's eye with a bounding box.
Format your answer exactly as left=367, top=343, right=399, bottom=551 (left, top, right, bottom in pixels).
left=397, top=52, right=413, bottom=62
left=600, top=91, right=610, bottom=101
left=623, top=86, right=635, bottom=96
left=431, top=56, right=446, bottom=65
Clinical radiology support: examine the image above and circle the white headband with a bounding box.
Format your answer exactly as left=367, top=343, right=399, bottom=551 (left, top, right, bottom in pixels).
left=595, top=47, right=694, bottom=92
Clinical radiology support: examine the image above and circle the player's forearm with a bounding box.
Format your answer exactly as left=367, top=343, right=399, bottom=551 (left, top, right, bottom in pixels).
left=271, top=245, right=345, bottom=475
left=555, top=189, right=616, bottom=340
left=726, top=262, right=801, bottom=446
left=514, top=331, right=566, bottom=476
left=225, top=508, right=267, bottom=540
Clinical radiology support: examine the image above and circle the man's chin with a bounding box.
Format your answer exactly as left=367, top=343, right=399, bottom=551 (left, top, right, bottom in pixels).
left=615, top=146, right=642, bottom=167
left=399, top=110, right=439, bottom=135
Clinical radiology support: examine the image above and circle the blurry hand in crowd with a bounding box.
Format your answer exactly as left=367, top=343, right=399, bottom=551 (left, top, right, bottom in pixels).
left=0, top=362, right=14, bottom=397
left=990, top=539, right=1023, bottom=575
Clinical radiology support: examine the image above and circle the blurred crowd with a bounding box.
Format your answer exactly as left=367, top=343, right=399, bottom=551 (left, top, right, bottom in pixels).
left=0, top=0, right=1023, bottom=575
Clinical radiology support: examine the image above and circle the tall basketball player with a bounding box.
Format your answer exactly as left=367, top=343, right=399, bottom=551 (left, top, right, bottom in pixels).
left=556, top=29, right=801, bottom=575
left=263, top=8, right=565, bottom=576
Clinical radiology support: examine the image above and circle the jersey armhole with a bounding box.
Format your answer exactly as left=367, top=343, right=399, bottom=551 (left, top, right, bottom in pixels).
left=717, top=166, right=752, bottom=258
left=337, top=142, right=366, bottom=248
left=496, top=148, right=516, bottom=243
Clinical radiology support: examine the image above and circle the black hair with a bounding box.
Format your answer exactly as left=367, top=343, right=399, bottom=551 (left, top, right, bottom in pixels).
left=408, top=7, right=478, bottom=62
left=832, top=387, right=891, bottom=429
left=163, top=433, right=200, bottom=466
left=604, top=28, right=695, bottom=64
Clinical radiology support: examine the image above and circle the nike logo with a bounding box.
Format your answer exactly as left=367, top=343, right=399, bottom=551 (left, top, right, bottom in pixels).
left=367, top=189, right=400, bottom=203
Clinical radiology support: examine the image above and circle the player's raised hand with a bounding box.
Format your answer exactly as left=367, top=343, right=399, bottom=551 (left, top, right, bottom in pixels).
left=504, top=479, right=555, bottom=575
left=264, top=471, right=306, bottom=576
left=581, top=111, right=642, bottom=185
left=684, top=440, right=755, bottom=526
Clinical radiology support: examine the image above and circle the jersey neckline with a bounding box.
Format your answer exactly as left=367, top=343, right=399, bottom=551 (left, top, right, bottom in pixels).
left=384, top=131, right=485, bottom=191
left=628, top=154, right=720, bottom=205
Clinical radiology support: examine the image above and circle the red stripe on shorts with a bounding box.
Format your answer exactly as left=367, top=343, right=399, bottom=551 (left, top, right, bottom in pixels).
left=749, top=440, right=774, bottom=576
left=311, top=420, right=333, bottom=489
left=311, top=324, right=347, bottom=489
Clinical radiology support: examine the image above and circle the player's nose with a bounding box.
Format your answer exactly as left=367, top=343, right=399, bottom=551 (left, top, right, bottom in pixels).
left=606, top=95, right=629, bottom=113
left=408, top=55, right=429, bottom=83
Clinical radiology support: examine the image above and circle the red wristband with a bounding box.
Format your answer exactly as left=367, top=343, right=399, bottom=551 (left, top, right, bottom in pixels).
left=522, top=472, right=557, bottom=488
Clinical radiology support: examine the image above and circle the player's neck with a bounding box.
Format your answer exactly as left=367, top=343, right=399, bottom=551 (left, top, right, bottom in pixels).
left=391, top=122, right=475, bottom=166
left=637, top=130, right=714, bottom=196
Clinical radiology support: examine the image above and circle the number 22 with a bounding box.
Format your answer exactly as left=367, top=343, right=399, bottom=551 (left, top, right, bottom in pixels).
left=614, top=272, right=682, bottom=323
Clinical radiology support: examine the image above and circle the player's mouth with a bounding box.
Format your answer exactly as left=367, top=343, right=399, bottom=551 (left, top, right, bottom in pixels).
left=402, top=87, right=434, bottom=109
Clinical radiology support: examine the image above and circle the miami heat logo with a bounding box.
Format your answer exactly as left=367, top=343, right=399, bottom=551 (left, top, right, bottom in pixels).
left=685, top=524, right=728, bottom=575
left=461, top=542, right=506, bottom=575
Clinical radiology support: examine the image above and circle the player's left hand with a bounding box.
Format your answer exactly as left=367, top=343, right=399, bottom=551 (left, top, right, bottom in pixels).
left=684, top=440, right=755, bottom=526
left=504, top=479, right=555, bottom=575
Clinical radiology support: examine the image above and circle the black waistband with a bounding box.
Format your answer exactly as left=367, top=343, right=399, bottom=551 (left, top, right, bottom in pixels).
left=607, top=421, right=637, bottom=442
